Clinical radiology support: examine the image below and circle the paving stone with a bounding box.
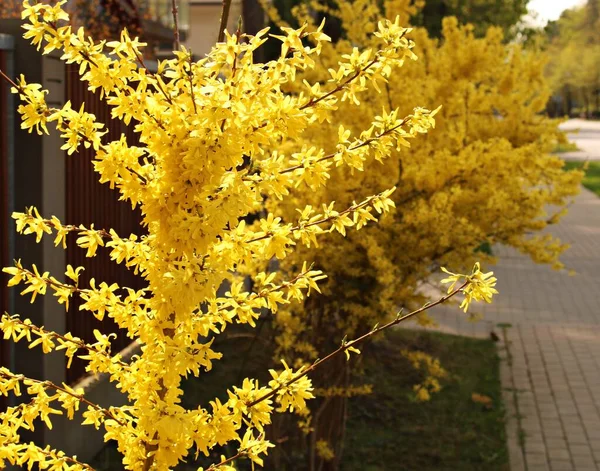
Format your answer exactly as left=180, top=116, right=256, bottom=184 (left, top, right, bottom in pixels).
left=568, top=444, right=594, bottom=455
left=548, top=448, right=572, bottom=461
left=544, top=427, right=567, bottom=439
left=526, top=453, right=550, bottom=466
left=566, top=433, right=590, bottom=445
left=546, top=438, right=569, bottom=449
left=572, top=457, right=597, bottom=469
left=526, top=442, right=548, bottom=454
left=549, top=460, right=575, bottom=471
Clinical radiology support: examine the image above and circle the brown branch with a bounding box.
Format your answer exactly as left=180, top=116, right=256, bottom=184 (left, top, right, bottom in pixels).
left=142, top=384, right=168, bottom=471
left=246, top=280, right=469, bottom=408
left=187, top=55, right=198, bottom=114
left=171, top=0, right=181, bottom=51
left=207, top=450, right=247, bottom=470
left=295, top=31, right=406, bottom=111
left=299, top=58, right=378, bottom=111
left=0, top=370, right=125, bottom=426
left=18, top=214, right=112, bottom=239
left=278, top=117, right=409, bottom=175
left=214, top=266, right=315, bottom=315
left=218, top=0, right=234, bottom=43
left=48, top=105, right=149, bottom=184
left=142, top=316, right=177, bottom=470
left=132, top=48, right=175, bottom=108
left=27, top=444, right=94, bottom=470
left=0, top=68, right=19, bottom=90
left=9, top=265, right=148, bottom=314
left=2, top=316, right=129, bottom=369
left=245, top=194, right=382, bottom=243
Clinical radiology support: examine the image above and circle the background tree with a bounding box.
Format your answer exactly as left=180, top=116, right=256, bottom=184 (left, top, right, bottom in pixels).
left=544, top=0, right=600, bottom=117
left=411, top=0, right=530, bottom=38
left=264, top=0, right=530, bottom=43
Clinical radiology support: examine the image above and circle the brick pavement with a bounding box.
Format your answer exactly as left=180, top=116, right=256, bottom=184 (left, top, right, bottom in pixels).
left=412, top=187, right=600, bottom=470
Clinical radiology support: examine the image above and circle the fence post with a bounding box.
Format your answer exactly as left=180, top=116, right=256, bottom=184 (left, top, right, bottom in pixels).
left=41, top=51, right=68, bottom=388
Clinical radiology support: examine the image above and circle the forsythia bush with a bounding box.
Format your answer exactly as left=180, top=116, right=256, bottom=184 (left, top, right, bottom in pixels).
left=263, top=0, right=582, bottom=463
left=0, top=1, right=499, bottom=470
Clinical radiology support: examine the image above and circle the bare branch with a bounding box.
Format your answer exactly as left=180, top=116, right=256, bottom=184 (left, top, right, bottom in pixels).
left=171, top=0, right=181, bottom=51
left=0, top=369, right=126, bottom=426
left=218, top=0, right=234, bottom=43
left=245, top=193, right=388, bottom=243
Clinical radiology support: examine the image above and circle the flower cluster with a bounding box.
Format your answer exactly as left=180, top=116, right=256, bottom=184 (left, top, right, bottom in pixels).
left=441, top=262, right=498, bottom=312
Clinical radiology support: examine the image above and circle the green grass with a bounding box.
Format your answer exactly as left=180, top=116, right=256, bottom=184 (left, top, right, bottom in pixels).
left=563, top=160, right=600, bottom=196
left=91, top=328, right=508, bottom=471
left=342, top=329, right=508, bottom=471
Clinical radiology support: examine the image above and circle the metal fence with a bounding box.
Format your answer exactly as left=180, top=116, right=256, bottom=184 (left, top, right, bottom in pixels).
left=64, top=63, right=145, bottom=383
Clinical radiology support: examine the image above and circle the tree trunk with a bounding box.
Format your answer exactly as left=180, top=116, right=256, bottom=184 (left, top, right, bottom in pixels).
left=242, top=0, right=265, bottom=62
left=584, top=92, right=590, bottom=119
left=311, top=355, right=350, bottom=471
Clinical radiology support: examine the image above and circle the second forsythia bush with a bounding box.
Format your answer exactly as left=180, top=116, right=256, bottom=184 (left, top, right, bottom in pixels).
left=260, top=0, right=581, bottom=462
left=0, top=1, right=500, bottom=470
left=270, top=0, right=581, bottom=369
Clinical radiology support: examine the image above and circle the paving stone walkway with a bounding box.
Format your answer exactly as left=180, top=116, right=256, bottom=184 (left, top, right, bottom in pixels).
left=560, top=119, right=600, bottom=161
left=414, top=186, right=600, bottom=470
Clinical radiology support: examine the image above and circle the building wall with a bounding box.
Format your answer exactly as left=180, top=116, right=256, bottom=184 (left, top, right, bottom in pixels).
left=185, top=0, right=243, bottom=57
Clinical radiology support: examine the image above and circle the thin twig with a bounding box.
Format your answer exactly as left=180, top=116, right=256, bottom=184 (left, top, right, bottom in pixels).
left=9, top=265, right=148, bottom=313
left=0, top=70, right=150, bottom=185
left=0, top=68, right=19, bottom=90
left=29, top=444, right=94, bottom=470
left=218, top=0, right=234, bottom=43
left=207, top=449, right=247, bottom=470
left=187, top=55, right=198, bottom=114
left=240, top=118, right=410, bottom=185
left=13, top=213, right=124, bottom=243
left=299, top=58, right=378, bottom=111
